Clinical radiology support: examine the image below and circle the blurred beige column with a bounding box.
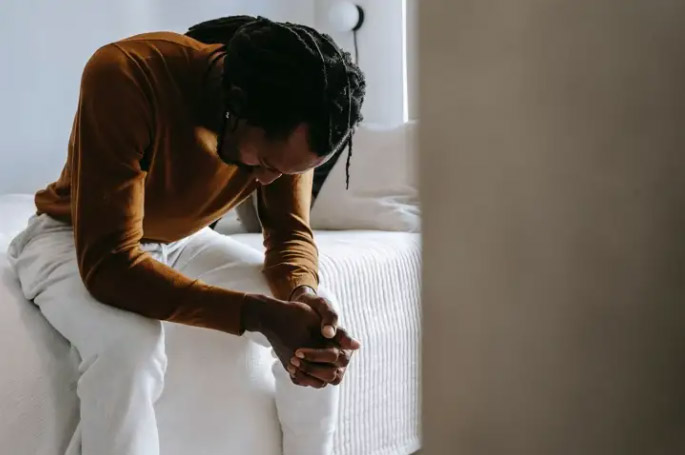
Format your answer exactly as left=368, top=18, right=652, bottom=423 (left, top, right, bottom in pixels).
left=420, top=1, right=685, bottom=454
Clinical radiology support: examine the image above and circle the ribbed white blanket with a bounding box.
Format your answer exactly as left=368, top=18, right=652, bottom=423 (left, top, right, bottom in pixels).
left=234, top=231, right=422, bottom=455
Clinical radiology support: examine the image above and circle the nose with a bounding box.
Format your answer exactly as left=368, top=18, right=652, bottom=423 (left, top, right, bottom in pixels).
left=254, top=168, right=282, bottom=185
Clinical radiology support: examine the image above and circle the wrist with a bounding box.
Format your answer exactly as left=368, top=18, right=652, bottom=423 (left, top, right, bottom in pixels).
left=290, top=285, right=316, bottom=301
left=241, top=294, right=268, bottom=334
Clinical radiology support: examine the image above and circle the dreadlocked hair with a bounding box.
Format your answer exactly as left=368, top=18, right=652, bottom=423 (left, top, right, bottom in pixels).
left=186, top=16, right=366, bottom=189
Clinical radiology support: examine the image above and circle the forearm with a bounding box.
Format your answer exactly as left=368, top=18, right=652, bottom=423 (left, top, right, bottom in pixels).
left=82, top=249, right=247, bottom=334
left=241, top=293, right=267, bottom=333
left=262, top=238, right=319, bottom=300
left=258, top=172, right=320, bottom=300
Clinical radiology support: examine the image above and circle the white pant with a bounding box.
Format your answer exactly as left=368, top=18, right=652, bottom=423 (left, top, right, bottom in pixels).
left=8, top=214, right=339, bottom=455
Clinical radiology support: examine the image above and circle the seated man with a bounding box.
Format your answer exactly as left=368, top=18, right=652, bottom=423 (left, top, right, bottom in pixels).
left=8, top=15, right=366, bottom=455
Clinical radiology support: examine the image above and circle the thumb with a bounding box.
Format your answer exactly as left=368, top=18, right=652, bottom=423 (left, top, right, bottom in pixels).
left=334, top=327, right=361, bottom=350
left=309, top=297, right=339, bottom=339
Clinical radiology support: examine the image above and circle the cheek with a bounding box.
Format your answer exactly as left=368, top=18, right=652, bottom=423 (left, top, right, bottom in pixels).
left=239, top=141, right=261, bottom=166
left=235, top=124, right=265, bottom=166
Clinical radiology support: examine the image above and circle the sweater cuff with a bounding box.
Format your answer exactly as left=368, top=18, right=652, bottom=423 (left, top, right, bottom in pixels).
left=187, top=280, right=247, bottom=335
left=265, top=271, right=319, bottom=302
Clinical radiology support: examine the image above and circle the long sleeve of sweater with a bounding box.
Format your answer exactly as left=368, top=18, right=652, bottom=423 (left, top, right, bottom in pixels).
left=69, top=44, right=246, bottom=334
left=258, top=171, right=319, bottom=300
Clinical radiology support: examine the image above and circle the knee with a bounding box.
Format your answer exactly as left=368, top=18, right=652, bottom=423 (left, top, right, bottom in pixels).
left=97, top=318, right=166, bottom=377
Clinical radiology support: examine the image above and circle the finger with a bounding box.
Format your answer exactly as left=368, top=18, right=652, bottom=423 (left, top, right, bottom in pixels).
left=291, top=358, right=338, bottom=383
left=295, top=347, right=341, bottom=364
left=309, top=297, right=339, bottom=339
left=287, top=364, right=327, bottom=388
left=294, top=348, right=351, bottom=368
left=337, top=349, right=352, bottom=368
left=333, top=327, right=361, bottom=350
left=331, top=367, right=346, bottom=386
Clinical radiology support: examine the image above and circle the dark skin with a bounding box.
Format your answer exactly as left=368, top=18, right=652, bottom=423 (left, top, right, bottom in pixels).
left=243, top=289, right=359, bottom=388
left=215, top=85, right=360, bottom=388
left=287, top=286, right=358, bottom=387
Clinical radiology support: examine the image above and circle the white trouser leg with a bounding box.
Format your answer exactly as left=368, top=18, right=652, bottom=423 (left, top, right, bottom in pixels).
left=8, top=215, right=167, bottom=455
left=169, top=228, right=339, bottom=455
left=8, top=215, right=339, bottom=455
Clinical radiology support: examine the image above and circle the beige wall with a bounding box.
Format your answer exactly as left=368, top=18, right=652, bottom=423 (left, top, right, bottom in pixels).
left=406, top=0, right=419, bottom=121
left=420, top=1, right=685, bottom=454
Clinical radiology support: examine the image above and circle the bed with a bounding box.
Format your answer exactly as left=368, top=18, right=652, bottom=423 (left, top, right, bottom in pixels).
left=0, top=194, right=421, bottom=455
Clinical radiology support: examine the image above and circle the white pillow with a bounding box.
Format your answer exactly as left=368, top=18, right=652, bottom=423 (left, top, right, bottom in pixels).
left=0, top=194, right=37, bottom=250
left=310, top=121, right=420, bottom=232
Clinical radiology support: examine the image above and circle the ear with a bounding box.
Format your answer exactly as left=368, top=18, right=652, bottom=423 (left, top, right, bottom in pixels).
left=225, top=86, right=248, bottom=117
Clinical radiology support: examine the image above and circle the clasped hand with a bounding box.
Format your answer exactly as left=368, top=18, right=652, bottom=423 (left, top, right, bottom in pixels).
left=247, top=288, right=360, bottom=388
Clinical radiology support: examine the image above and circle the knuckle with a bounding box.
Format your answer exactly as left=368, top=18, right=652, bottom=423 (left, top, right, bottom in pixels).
left=320, top=349, right=337, bottom=363
left=333, top=370, right=344, bottom=385
left=321, top=298, right=336, bottom=311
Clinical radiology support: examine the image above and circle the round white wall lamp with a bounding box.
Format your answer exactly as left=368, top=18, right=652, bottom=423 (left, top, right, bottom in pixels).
left=328, top=1, right=365, bottom=33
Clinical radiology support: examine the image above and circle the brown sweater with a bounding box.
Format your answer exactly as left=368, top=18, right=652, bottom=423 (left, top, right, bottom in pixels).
left=35, top=32, right=319, bottom=335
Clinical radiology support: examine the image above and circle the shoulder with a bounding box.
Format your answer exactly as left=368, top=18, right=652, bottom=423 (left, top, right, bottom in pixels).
left=117, top=31, right=213, bottom=53
left=79, top=43, right=150, bottom=112
left=80, top=43, right=132, bottom=86
left=83, top=31, right=220, bottom=82
left=84, top=31, right=208, bottom=69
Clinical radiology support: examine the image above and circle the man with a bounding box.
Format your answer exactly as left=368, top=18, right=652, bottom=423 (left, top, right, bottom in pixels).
left=8, top=15, right=366, bottom=455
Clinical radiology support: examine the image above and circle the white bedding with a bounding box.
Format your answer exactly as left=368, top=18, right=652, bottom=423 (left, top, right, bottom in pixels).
left=0, top=194, right=421, bottom=455
left=233, top=232, right=422, bottom=455
left=0, top=195, right=79, bottom=454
